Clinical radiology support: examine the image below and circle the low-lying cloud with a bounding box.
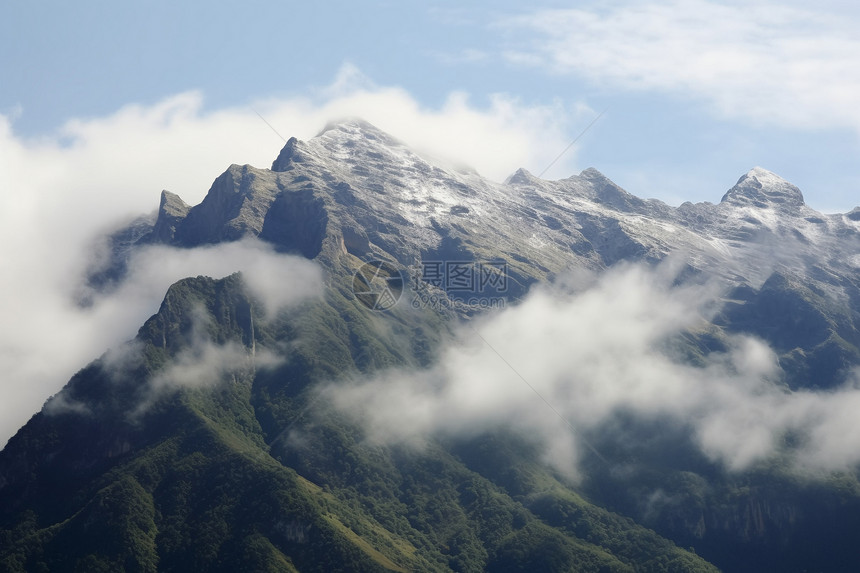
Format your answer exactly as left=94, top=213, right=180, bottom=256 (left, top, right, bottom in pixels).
left=136, top=303, right=285, bottom=416
left=0, top=238, right=320, bottom=449
left=326, top=262, right=860, bottom=477
left=97, top=238, right=324, bottom=321
left=0, top=67, right=579, bottom=448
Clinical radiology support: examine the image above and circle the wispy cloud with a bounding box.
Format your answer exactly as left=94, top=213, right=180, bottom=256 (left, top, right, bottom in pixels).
left=273, top=63, right=583, bottom=181
left=502, top=1, right=860, bottom=132
left=102, top=239, right=325, bottom=321
left=326, top=262, right=860, bottom=477
left=0, top=236, right=321, bottom=448
left=0, top=66, right=581, bottom=448
left=130, top=304, right=284, bottom=416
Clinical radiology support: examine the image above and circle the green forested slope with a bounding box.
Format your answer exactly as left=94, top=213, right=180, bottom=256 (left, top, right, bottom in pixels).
left=0, top=273, right=716, bottom=572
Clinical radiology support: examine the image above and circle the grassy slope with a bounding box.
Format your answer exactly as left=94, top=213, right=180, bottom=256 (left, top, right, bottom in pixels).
left=0, top=273, right=717, bottom=572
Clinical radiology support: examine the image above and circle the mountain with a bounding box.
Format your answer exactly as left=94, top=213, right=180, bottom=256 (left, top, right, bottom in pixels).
left=90, top=120, right=860, bottom=387
left=2, top=119, right=859, bottom=572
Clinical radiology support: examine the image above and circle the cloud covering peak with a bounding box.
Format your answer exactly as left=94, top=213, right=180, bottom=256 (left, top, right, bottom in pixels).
left=0, top=68, right=583, bottom=448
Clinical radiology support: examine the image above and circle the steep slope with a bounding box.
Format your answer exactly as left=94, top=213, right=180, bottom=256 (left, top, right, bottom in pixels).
left=0, top=272, right=717, bottom=572
left=3, top=119, right=860, bottom=571
left=91, top=120, right=860, bottom=386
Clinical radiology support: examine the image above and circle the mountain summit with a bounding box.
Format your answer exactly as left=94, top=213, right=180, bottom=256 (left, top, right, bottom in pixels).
left=91, top=121, right=859, bottom=301
left=720, top=166, right=806, bottom=209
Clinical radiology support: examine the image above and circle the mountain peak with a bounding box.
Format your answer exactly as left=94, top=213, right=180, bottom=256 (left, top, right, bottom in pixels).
left=273, top=119, right=408, bottom=172
left=505, top=167, right=539, bottom=185
left=316, top=117, right=379, bottom=135
left=149, top=190, right=190, bottom=243
left=314, top=117, right=402, bottom=146
left=303, top=118, right=409, bottom=168
left=271, top=137, right=304, bottom=171
left=578, top=167, right=650, bottom=213
left=579, top=166, right=609, bottom=180
left=158, top=190, right=190, bottom=218
left=721, top=167, right=805, bottom=209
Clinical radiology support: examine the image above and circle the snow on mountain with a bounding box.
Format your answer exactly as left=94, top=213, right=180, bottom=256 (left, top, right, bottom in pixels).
left=93, top=119, right=859, bottom=312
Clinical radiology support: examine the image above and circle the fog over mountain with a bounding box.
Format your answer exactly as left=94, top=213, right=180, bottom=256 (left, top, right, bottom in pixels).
left=0, top=80, right=579, bottom=449
left=1, top=119, right=859, bottom=572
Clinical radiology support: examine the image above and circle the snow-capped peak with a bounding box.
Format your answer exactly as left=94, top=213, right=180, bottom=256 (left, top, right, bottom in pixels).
left=314, top=118, right=404, bottom=147
left=720, top=166, right=805, bottom=210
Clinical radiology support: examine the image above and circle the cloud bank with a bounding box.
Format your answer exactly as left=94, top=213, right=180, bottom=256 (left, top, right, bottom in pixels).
left=0, top=67, right=581, bottom=448
left=101, top=239, right=324, bottom=321
left=504, top=1, right=860, bottom=133
left=326, top=263, right=860, bottom=477
left=0, top=237, right=321, bottom=448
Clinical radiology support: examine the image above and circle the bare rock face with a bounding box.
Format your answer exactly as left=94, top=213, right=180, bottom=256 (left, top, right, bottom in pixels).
left=259, top=187, right=329, bottom=258
left=97, top=121, right=859, bottom=300
left=88, top=120, right=860, bottom=390
left=339, top=225, right=371, bottom=257
left=174, top=165, right=281, bottom=246
left=149, top=190, right=190, bottom=243
left=271, top=136, right=306, bottom=171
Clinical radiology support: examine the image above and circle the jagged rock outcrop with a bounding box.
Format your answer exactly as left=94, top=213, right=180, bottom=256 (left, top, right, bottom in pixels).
left=174, top=165, right=280, bottom=246
left=147, top=190, right=190, bottom=243
left=85, top=120, right=860, bottom=389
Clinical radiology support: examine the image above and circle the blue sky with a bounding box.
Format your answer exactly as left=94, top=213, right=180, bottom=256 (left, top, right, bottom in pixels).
left=3, top=0, right=859, bottom=212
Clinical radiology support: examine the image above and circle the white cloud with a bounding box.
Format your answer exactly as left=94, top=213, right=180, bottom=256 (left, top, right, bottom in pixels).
left=326, top=262, right=860, bottom=477
left=0, top=237, right=321, bottom=448
left=132, top=307, right=284, bottom=416
left=502, top=1, right=860, bottom=132
left=106, top=239, right=324, bottom=322
left=0, top=67, right=581, bottom=448
left=259, top=64, right=582, bottom=181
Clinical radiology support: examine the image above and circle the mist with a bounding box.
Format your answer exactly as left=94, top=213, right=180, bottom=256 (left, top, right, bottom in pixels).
left=0, top=237, right=322, bottom=448
left=326, top=262, right=860, bottom=477
left=0, top=67, right=578, bottom=449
